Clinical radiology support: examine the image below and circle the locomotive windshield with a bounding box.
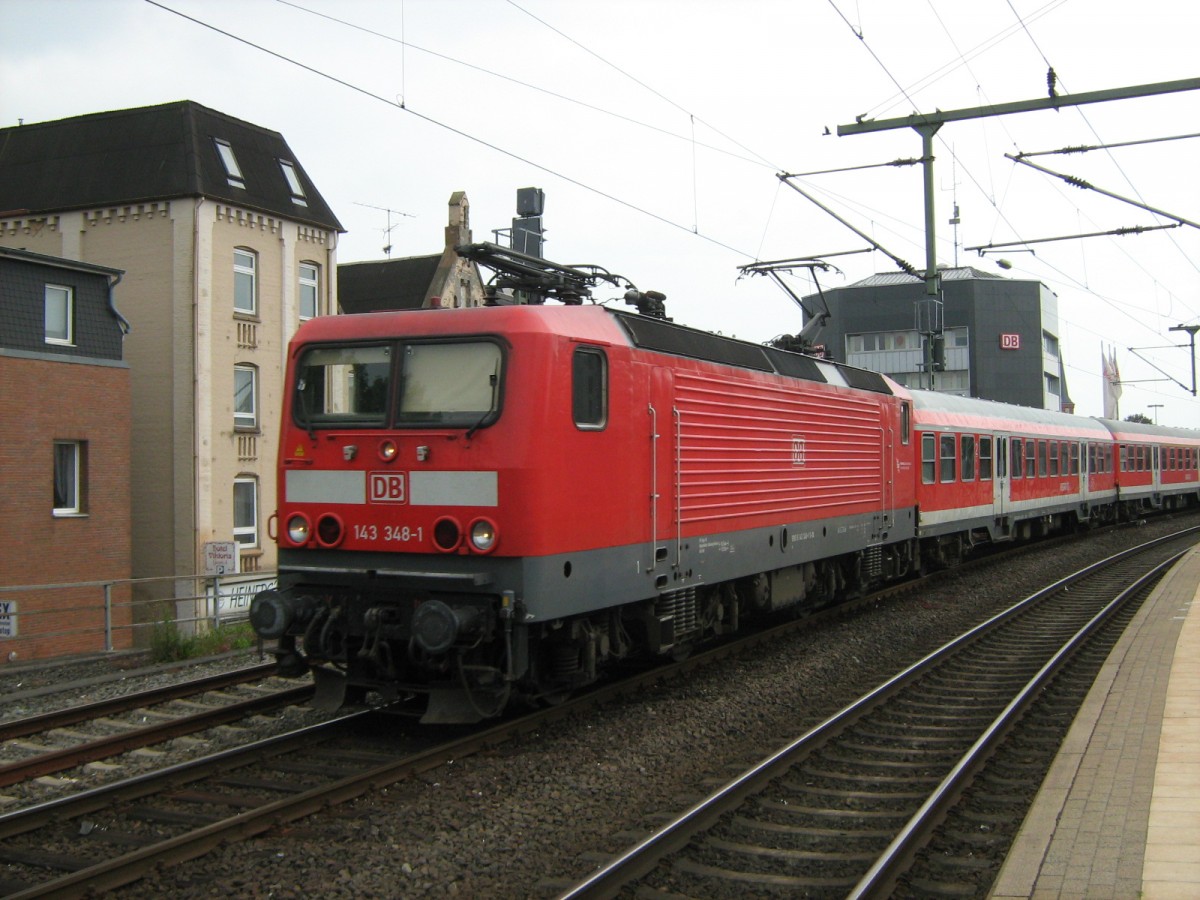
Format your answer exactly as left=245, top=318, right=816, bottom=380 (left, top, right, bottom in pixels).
left=294, top=340, right=503, bottom=430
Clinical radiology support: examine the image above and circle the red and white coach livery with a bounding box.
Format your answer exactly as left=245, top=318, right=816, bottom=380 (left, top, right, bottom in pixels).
left=1098, top=418, right=1200, bottom=514
left=909, top=392, right=1115, bottom=565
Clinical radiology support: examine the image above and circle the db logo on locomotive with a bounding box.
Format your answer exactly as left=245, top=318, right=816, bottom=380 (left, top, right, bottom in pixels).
left=369, top=472, right=406, bottom=503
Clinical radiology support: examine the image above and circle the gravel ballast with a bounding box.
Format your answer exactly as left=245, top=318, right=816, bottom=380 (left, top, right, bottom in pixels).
left=5, top=516, right=1197, bottom=899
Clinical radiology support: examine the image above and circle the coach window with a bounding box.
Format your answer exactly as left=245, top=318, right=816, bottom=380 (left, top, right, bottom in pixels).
left=1011, top=438, right=1023, bottom=478
left=921, top=433, right=936, bottom=484
left=901, top=402, right=911, bottom=444
left=1049, top=441, right=1059, bottom=477
left=1070, top=442, right=1079, bottom=475
left=979, top=436, right=993, bottom=480
left=1105, top=445, right=1114, bottom=474
left=572, top=347, right=607, bottom=429
left=940, top=434, right=956, bottom=483
left=961, top=434, right=976, bottom=481
left=1026, top=439, right=1038, bottom=478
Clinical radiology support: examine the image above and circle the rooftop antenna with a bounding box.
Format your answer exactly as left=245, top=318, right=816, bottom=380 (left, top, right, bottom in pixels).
left=354, top=202, right=415, bottom=258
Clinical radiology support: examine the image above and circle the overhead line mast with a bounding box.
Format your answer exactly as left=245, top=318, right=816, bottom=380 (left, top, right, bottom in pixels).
left=836, top=76, right=1200, bottom=390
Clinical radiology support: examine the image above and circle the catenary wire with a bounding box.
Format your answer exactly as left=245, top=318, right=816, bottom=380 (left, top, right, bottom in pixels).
left=145, top=0, right=756, bottom=260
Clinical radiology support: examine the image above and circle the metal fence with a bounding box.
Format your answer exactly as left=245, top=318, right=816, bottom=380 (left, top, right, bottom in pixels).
left=0, top=570, right=277, bottom=657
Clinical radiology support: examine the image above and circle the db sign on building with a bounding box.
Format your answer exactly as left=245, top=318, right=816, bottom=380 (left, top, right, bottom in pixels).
left=1000, top=333, right=1021, bottom=350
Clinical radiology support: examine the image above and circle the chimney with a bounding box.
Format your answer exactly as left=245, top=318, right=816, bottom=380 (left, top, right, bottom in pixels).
left=446, top=191, right=470, bottom=249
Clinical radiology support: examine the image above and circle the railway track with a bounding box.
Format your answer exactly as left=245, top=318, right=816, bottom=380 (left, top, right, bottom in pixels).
left=0, top=665, right=312, bottom=790
left=0, top=524, right=1190, bottom=897
left=556, top=525, right=1200, bottom=899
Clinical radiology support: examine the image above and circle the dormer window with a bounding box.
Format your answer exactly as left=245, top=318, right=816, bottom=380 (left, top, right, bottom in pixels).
left=214, top=138, right=245, bottom=189
left=279, top=160, right=308, bottom=207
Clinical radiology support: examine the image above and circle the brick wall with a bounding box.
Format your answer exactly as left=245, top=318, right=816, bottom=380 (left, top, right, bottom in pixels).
left=0, top=355, right=133, bottom=661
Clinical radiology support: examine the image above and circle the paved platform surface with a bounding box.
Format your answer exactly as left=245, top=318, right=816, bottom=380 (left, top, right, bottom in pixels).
left=990, top=541, right=1200, bottom=899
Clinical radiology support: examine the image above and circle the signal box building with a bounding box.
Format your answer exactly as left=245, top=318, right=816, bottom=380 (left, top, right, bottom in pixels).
left=805, top=267, right=1072, bottom=412
left=0, top=102, right=344, bottom=597
left=0, top=247, right=133, bottom=660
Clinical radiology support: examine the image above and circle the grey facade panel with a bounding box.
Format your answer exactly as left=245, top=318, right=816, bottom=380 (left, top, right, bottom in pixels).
left=808, top=269, right=1065, bottom=410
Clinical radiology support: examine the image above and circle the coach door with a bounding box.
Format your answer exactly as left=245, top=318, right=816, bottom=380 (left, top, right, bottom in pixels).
left=994, top=435, right=1009, bottom=520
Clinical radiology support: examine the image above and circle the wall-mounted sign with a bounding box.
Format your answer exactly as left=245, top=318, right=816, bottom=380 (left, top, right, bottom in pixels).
left=0, top=600, right=16, bottom=638
left=1000, top=333, right=1021, bottom=350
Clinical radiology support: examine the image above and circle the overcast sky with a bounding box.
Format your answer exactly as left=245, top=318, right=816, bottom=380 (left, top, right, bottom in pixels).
left=3, top=0, right=1198, bottom=426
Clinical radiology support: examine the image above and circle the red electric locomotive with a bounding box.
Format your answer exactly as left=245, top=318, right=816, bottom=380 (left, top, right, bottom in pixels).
left=251, top=248, right=920, bottom=722
left=250, top=244, right=1199, bottom=722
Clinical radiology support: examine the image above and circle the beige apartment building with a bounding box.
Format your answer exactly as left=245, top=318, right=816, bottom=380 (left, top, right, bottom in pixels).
left=0, top=102, right=343, bottom=592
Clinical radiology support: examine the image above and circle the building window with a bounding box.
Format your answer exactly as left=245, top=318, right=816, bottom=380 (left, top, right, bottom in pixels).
left=234, top=249, right=257, bottom=315
left=45, top=284, right=74, bottom=345
left=279, top=160, right=307, bottom=206
left=235, top=365, right=258, bottom=430
left=299, top=263, right=319, bottom=319
left=1045, top=373, right=1060, bottom=396
left=53, top=441, right=85, bottom=515
left=939, top=433, right=956, bottom=483
left=572, top=347, right=607, bottom=429
left=215, top=139, right=245, bottom=189
left=1043, top=331, right=1059, bottom=357
left=233, top=477, right=258, bottom=546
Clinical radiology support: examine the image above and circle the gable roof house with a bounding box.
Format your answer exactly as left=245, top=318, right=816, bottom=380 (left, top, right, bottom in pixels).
left=0, top=101, right=343, bottom=620
left=339, top=191, right=484, bottom=313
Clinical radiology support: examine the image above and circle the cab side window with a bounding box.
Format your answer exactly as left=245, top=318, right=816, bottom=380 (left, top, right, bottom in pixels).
left=572, top=347, right=607, bottom=429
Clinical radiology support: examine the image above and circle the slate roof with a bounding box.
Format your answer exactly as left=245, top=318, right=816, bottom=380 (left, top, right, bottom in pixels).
left=0, top=101, right=343, bottom=231
left=338, top=255, right=443, bottom=313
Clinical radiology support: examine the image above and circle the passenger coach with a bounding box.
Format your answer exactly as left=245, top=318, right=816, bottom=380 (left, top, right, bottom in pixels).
left=910, top=391, right=1115, bottom=566
left=1098, top=418, right=1200, bottom=514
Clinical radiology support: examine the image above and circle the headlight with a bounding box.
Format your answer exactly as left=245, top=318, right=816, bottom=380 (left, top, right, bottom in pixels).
left=316, top=513, right=345, bottom=548
left=469, top=517, right=498, bottom=553
left=378, top=439, right=398, bottom=461
left=286, top=514, right=311, bottom=545
left=433, top=516, right=462, bottom=552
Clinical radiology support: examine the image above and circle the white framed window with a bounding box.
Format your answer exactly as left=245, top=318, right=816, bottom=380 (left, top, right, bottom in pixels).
left=53, top=441, right=85, bottom=515
left=279, top=160, right=307, bottom=206
left=234, top=249, right=257, bottom=315
left=234, top=364, right=258, bottom=430
left=214, top=138, right=245, bottom=189
left=233, top=477, right=259, bottom=546
left=299, top=262, right=319, bottom=319
left=45, top=284, right=74, bottom=345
